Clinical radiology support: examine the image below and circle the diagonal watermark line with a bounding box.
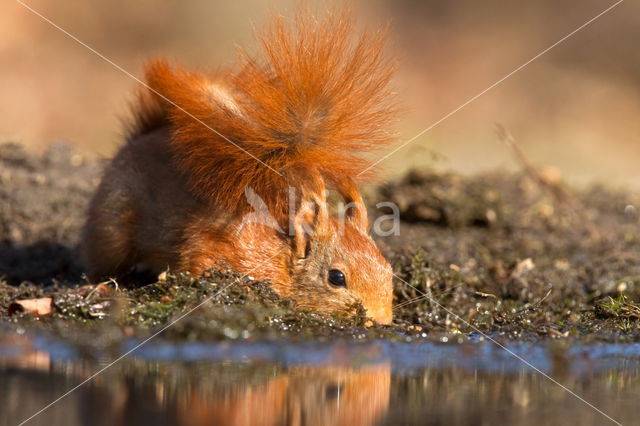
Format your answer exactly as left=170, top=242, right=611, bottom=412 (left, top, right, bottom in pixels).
left=392, top=272, right=622, bottom=425
left=14, top=0, right=282, bottom=177
left=16, top=276, right=244, bottom=425
left=359, top=0, right=624, bottom=176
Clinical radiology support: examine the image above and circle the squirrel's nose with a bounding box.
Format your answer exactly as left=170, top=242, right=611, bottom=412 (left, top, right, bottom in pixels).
left=367, top=306, right=392, bottom=325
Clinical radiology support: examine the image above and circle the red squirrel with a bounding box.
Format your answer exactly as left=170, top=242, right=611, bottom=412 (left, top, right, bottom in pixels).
left=82, top=10, right=397, bottom=324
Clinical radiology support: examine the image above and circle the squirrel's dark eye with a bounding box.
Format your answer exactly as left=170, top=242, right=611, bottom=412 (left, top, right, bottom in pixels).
left=328, top=269, right=347, bottom=288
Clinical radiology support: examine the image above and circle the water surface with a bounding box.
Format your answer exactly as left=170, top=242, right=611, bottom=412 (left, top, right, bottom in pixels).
left=1, top=333, right=637, bottom=426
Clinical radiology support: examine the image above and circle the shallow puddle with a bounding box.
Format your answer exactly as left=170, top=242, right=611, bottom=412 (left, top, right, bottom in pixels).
left=1, top=334, right=637, bottom=426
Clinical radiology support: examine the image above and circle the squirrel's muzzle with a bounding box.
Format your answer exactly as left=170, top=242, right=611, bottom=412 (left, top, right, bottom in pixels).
left=367, top=306, right=392, bottom=325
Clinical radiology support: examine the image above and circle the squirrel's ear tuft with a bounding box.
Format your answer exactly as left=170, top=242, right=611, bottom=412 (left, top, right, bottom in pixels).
left=334, top=178, right=369, bottom=232
left=291, top=171, right=330, bottom=260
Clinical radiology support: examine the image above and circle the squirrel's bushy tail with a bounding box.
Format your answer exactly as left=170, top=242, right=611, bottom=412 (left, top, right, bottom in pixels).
left=132, top=9, right=397, bottom=214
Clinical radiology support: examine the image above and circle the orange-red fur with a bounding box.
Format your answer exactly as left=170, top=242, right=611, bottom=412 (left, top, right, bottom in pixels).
left=135, top=10, right=396, bottom=218
left=82, top=10, right=397, bottom=324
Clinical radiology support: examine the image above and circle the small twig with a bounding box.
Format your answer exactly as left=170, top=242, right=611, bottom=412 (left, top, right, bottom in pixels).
left=513, top=285, right=553, bottom=317
left=495, top=124, right=600, bottom=238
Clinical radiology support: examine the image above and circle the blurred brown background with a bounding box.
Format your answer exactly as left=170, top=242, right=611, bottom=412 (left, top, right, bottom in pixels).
left=1, top=0, right=638, bottom=187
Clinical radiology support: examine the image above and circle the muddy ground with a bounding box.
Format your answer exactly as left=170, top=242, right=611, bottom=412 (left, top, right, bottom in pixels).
left=1, top=142, right=640, bottom=345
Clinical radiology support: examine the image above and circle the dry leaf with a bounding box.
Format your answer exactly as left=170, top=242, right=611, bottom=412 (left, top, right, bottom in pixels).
left=8, top=298, right=53, bottom=317
left=77, top=283, right=111, bottom=298
left=94, top=283, right=111, bottom=297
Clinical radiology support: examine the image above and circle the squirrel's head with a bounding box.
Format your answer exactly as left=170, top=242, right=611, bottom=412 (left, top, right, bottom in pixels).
left=281, top=175, right=393, bottom=325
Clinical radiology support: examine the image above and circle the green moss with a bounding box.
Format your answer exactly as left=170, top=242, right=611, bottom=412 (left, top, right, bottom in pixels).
left=0, top=269, right=400, bottom=345
left=595, top=295, right=640, bottom=320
